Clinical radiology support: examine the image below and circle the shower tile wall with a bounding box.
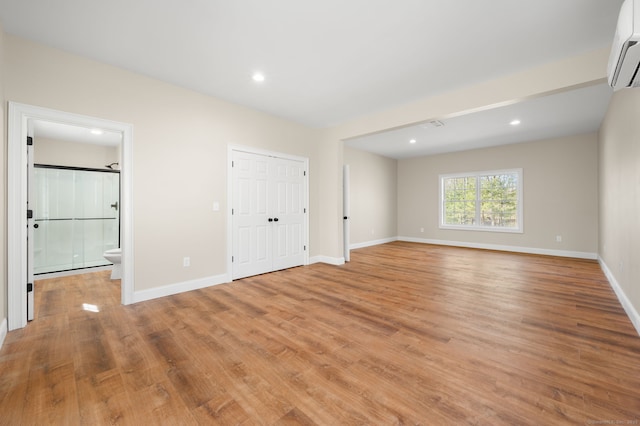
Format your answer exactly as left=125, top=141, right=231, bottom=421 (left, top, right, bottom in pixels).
left=33, top=167, right=120, bottom=274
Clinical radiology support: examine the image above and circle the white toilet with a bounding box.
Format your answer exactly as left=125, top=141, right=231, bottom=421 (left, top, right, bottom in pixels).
left=103, top=248, right=122, bottom=280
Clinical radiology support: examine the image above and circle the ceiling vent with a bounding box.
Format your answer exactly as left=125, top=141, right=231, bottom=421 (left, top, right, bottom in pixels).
left=422, top=120, right=445, bottom=128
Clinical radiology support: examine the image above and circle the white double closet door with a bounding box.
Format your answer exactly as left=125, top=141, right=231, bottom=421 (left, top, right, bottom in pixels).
left=232, top=150, right=307, bottom=280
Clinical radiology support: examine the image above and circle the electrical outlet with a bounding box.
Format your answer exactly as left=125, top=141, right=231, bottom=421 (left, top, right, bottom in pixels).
left=420, top=227, right=425, bottom=233
left=183, top=257, right=190, bottom=267
left=556, top=235, right=562, bottom=243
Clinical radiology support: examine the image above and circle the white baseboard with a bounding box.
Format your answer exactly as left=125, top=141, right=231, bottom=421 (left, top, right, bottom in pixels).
left=599, top=257, right=640, bottom=336
left=131, top=255, right=349, bottom=304
left=132, top=273, right=229, bottom=304
left=397, top=236, right=598, bottom=260
left=0, top=318, right=7, bottom=352
left=309, top=255, right=345, bottom=266
left=350, top=237, right=398, bottom=250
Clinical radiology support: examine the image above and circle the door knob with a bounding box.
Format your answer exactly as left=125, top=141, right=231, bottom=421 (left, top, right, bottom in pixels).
left=268, top=218, right=273, bottom=222
left=34, top=224, right=39, bottom=229
left=274, top=218, right=279, bottom=222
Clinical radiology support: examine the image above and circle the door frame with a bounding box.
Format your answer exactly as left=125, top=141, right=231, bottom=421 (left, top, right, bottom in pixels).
left=7, top=102, right=135, bottom=330
left=227, top=145, right=309, bottom=281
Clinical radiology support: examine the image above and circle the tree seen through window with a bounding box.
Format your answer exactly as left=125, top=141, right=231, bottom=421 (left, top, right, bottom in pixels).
left=441, top=170, right=521, bottom=232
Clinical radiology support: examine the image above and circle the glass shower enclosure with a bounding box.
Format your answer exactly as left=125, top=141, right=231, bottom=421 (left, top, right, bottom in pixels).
left=32, top=165, right=120, bottom=275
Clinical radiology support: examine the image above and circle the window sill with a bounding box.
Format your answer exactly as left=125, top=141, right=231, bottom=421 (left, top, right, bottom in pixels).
left=439, top=225, right=523, bottom=234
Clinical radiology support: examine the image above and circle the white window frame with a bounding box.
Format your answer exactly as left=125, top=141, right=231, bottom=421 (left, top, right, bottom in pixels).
left=439, top=168, right=523, bottom=233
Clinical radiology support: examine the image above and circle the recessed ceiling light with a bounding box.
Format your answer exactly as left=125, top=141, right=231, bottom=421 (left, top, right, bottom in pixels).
left=252, top=72, right=265, bottom=82
left=409, top=139, right=417, bottom=144
left=90, top=128, right=104, bottom=135
left=510, top=119, right=521, bottom=126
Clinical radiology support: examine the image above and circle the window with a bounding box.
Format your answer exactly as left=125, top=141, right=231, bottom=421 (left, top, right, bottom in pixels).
left=439, top=169, right=522, bottom=233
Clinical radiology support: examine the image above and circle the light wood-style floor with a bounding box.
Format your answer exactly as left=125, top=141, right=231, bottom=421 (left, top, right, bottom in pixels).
left=1, top=242, right=640, bottom=425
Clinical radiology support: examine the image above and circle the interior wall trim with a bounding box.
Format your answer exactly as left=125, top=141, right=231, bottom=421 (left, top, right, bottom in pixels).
left=132, top=273, right=229, bottom=304
left=397, top=236, right=598, bottom=260
left=350, top=237, right=398, bottom=250
left=0, top=318, right=7, bottom=352
left=7, top=102, right=135, bottom=330
left=599, top=257, right=640, bottom=337
left=309, top=256, right=345, bottom=266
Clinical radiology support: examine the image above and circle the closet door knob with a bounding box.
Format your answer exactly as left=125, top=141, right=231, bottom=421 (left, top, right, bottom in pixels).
left=274, top=218, right=279, bottom=222
left=268, top=218, right=273, bottom=222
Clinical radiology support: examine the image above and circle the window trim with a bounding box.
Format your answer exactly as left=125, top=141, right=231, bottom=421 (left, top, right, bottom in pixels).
left=439, top=168, right=523, bottom=233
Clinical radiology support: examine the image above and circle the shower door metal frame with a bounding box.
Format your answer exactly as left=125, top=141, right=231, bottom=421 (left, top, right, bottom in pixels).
left=32, top=164, right=121, bottom=275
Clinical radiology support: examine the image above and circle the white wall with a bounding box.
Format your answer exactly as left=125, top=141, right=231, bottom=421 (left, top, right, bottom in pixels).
left=0, top=22, right=6, bottom=337
left=0, top=29, right=611, bottom=325
left=312, top=127, right=344, bottom=263
left=343, top=147, right=397, bottom=246
left=599, top=88, right=640, bottom=332
left=4, top=35, right=321, bottom=292
left=398, top=133, right=599, bottom=257
left=34, top=138, right=119, bottom=169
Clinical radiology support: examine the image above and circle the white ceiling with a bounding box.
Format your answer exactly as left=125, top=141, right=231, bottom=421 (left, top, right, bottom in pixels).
left=346, top=82, right=613, bottom=159
left=32, top=120, right=122, bottom=147
left=0, top=0, right=623, bottom=157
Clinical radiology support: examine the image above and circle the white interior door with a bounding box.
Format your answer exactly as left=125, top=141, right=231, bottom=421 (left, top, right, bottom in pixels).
left=232, top=151, right=273, bottom=279
left=343, top=164, right=351, bottom=262
left=271, top=157, right=306, bottom=272
left=26, top=136, right=35, bottom=321
left=231, top=150, right=306, bottom=280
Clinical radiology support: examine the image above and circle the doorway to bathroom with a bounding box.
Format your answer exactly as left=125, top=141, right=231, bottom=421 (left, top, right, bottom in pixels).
left=8, top=102, right=134, bottom=331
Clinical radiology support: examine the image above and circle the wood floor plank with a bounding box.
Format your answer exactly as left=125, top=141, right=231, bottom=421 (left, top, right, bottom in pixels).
left=1, top=243, right=640, bottom=424
left=130, top=380, right=200, bottom=425
left=23, top=360, right=80, bottom=425
left=191, top=394, right=250, bottom=425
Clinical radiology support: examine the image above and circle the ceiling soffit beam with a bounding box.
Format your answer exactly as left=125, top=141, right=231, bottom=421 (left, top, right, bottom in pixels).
left=335, top=47, right=611, bottom=141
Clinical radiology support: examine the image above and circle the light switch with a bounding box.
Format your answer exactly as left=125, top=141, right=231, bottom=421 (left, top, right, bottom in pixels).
left=213, top=201, right=220, bottom=211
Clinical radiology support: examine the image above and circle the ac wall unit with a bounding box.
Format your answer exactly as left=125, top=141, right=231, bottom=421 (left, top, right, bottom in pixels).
left=608, top=0, right=640, bottom=90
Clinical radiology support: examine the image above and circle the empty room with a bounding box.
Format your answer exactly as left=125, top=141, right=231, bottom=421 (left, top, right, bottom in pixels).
left=1, top=0, right=640, bottom=424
